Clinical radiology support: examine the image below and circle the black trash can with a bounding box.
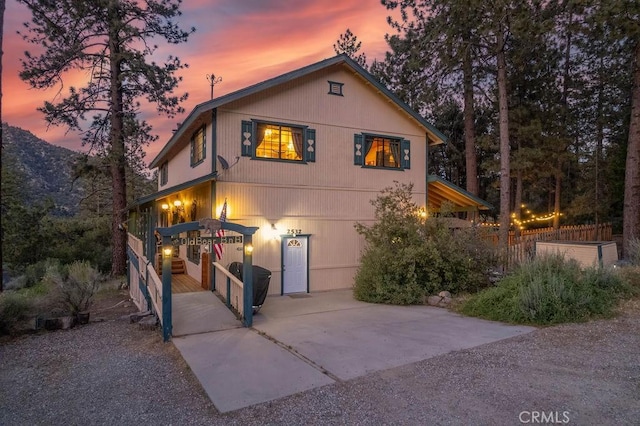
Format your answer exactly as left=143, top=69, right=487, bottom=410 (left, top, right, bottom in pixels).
left=227, top=262, right=272, bottom=313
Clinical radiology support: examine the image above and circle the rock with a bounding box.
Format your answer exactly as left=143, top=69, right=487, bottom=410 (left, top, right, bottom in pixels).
left=427, top=294, right=452, bottom=308
left=427, top=296, right=442, bottom=306
left=138, top=316, right=158, bottom=330
left=129, top=311, right=152, bottom=323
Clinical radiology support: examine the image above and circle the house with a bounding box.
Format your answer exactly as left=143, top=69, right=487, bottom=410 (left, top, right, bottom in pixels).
left=127, top=54, right=490, bottom=311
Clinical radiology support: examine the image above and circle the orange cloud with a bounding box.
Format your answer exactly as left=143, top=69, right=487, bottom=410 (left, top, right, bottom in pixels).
left=3, top=0, right=398, bottom=164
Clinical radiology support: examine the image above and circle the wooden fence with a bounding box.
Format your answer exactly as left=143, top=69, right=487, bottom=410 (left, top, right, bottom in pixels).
left=484, top=223, right=613, bottom=269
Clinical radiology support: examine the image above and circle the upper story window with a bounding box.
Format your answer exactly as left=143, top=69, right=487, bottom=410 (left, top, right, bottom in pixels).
left=365, top=136, right=400, bottom=168
left=256, top=123, right=303, bottom=161
left=354, top=133, right=411, bottom=170
left=160, top=162, right=168, bottom=186
left=190, top=125, right=206, bottom=167
left=241, top=120, right=316, bottom=163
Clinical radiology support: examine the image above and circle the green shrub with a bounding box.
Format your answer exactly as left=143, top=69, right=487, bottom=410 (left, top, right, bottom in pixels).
left=43, top=260, right=103, bottom=315
left=23, top=258, right=63, bottom=288
left=459, top=254, right=630, bottom=325
left=0, top=291, right=31, bottom=335
left=353, top=182, right=494, bottom=304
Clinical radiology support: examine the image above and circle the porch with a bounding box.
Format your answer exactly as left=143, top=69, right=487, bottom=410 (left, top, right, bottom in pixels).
left=170, top=273, right=241, bottom=336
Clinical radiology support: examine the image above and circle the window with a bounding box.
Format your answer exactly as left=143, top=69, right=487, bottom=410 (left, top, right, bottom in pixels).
left=241, top=120, right=316, bottom=163
left=365, top=136, right=400, bottom=168
left=187, top=231, right=200, bottom=265
left=160, top=162, right=168, bottom=186
left=256, top=123, right=303, bottom=161
left=190, top=125, right=206, bottom=166
left=328, top=80, right=344, bottom=96
left=354, top=133, right=410, bottom=169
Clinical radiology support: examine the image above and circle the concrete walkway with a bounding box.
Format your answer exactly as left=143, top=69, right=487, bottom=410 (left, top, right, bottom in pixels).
left=172, top=290, right=535, bottom=413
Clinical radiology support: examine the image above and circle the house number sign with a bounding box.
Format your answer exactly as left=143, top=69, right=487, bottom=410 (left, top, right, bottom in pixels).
left=287, top=228, right=302, bottom=235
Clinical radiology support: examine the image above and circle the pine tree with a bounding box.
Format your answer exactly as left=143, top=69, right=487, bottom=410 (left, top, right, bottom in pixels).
left=17, top=0, right=193, bottom=275
left=334, top=28, right=368, bottom=68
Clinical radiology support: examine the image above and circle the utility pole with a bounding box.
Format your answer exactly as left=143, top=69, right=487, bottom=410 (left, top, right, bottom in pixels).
left=206, top=73, right=222, bottom=100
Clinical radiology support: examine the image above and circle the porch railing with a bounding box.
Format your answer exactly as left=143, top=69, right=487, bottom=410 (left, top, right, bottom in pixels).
left=127, top=233, right=163, bottom=325
left=212, top=262, right=245, bottom=320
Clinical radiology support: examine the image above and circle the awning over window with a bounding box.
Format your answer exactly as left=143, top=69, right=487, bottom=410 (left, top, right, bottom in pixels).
left=427, top=175, right=493, bottom=212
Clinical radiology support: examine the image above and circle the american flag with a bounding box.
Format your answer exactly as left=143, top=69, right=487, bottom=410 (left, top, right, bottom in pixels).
left=214, top=199, right=227, bottom=260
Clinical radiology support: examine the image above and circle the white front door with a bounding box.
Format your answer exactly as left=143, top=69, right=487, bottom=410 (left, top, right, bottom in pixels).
left=282, top=236, right=308, bottom=294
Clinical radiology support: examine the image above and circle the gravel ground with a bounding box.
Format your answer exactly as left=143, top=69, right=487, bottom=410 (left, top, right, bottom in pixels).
left=1, top=298, right=638, bottom=425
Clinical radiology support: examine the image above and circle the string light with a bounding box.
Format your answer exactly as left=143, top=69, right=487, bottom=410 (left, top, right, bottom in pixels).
left=480, top=208, right=564, bottom=229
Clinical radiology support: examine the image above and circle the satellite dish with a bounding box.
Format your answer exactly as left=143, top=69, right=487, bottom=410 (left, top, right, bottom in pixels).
left=217, top=155, right=229, bottom=170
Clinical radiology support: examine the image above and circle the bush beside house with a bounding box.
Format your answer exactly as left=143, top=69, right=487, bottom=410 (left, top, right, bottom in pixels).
left=353, top=182, right=494, bottom=304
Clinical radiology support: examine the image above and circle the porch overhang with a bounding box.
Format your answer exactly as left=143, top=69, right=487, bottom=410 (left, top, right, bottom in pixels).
left=132, top=173, right=218, bottom=208
left=427, top=175, right=493, bottom=212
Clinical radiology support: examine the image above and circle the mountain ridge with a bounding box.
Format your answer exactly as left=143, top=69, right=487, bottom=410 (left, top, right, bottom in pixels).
left=2, top=123, right=85, bottom=216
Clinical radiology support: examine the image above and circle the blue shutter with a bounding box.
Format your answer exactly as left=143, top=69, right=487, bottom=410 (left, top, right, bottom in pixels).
left=241, top=120, right=253, bottom=157
left=401, top=139, right=411, bottom=169
left=190, top=137, right=195, bottom=166
left=305, top=128, right=316, bottom=162
left=201, top=126, right=206, bottom=161
left=354, top=134, right=364, bottom=165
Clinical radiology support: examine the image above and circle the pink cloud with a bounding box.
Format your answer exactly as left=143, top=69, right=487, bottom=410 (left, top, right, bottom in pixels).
left=2, top=0, right=398, bottom=164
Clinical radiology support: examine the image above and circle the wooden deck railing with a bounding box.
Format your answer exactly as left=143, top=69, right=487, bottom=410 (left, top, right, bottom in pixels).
left=127, top=233, right=163, bottom=325
left=212, top=262, right=245, bottom=320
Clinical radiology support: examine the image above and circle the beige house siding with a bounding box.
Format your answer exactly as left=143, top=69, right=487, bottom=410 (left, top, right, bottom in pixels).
left=207, top=64, right=429, bottom=293
left=157, top=119, right=213, bottom=191
left=215, top=65, right=428, bottom=193
left=147, top=57, right=441, bottom=295
left=215, top=182, right=375, bottom=293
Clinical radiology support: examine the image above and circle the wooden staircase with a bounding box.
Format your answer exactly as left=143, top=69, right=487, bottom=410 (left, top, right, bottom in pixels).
left=155, top=254, right=187, bottom=274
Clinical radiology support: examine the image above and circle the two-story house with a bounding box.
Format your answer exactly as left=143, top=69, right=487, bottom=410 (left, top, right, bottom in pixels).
left=128, top=54, right=490, bottom=307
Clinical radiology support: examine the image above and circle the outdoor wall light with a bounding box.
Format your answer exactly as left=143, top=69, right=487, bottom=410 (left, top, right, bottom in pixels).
left=269, top=223, right=280, bottom=241
left=173, top=200, right=182, bottom=207
left=161, top=203, right=169, bottom=210
left=244, top=244, right=254, bottom=255
left=163, top=247, right=172, bottom=256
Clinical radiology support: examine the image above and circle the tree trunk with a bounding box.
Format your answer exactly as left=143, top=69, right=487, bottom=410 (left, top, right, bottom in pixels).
left=515, top=168, right=523, bottom=239
left=109, top=2, right=127, bottom=276
left=0, top=0, right=5, bottom=292
left=497, top=31, right=511, bottom=256
left=463, top=32, right=478, bottom=198
left=623, top=41, right=640, bottom=258
left=553, top=165, right=561, bottom=229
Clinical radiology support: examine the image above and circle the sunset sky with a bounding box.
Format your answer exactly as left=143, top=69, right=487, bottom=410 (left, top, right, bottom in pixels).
left=2, top=0, right=398, bottom=165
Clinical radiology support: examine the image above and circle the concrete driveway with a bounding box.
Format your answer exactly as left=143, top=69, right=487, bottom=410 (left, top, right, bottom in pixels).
left=172, top=289, right=535, bottom=413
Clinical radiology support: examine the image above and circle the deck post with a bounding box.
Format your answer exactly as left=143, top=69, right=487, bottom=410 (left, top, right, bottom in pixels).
left=242, top=235, right=254, bottom=327
left=161, top=236, right=173, bottom=342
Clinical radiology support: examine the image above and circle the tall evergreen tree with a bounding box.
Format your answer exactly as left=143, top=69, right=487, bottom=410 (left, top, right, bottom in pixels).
left=18, top=0, right=194, bottom=275
left=1, top=0, right=5, bottom=290
left=382, top=0, right=483, bottom=199
left=334, top=28, right=368, bottom=68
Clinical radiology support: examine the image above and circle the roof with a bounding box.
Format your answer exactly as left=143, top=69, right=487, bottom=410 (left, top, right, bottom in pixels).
left=149, top=54, right=447, bottom=169
left=427, top=175, right=493, bottom=211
